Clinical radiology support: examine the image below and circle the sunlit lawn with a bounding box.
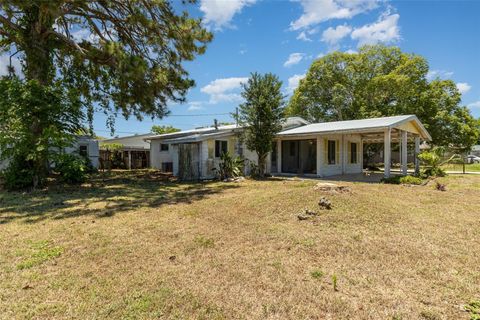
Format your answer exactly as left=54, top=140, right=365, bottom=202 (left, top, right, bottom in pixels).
left=1, top=170, right=479, bottom=319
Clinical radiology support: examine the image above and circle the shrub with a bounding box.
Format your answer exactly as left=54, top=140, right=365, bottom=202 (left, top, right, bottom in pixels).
left=381, top=175, right=423, bottom=185
left=1, top=155, right=36, bottom=191
left=215, top=151, right=244, bottom=180
left=54, top=153, right=88, bottom=184
left=418, top=147, right=454, bottom=177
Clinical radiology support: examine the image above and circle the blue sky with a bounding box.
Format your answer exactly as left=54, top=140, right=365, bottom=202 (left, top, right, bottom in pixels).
left=2, top=0, right=478, bottom=137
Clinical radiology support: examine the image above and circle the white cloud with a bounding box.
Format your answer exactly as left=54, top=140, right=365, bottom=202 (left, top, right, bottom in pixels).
left=0, top=54, right=22, bottom=76
left=290, top=0, right=379, bottom=30
left=344, top=49, right=358, bottom=54
left=467, top=100, right=480, bottom=109
left=200, top=77, right=248, bottom=103
left=456, top=82, right=471, bottom=94
left=284, top=53, right=305, bottom=67
left=426, top=69, right=454, bottom=81
left=296, top=27, right=319, bottom=42
left=351, top=12, right=400, bottom=47
left=321, top=24, right=352, bottom=46
left=297, top=31, right=312, bottom=42
left=286, top=74, right=306, bottom=94
left=187, top=101, right=205, bottom=111
left=200, top=0, right=256, bottom=30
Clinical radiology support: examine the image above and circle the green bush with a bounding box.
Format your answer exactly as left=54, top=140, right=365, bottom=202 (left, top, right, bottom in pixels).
left=381, top=175, right=423, bottom=185
left=54, top=153, right=88, bottom=184
left=215, top=151, right=244, bottom=180
left=1, top=155, right=36, bottom=191
left=418, top=147, right=450, bottom=178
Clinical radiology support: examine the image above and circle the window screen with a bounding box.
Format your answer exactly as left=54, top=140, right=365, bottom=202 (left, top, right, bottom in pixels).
left=350, top=143, right=357, bottom=164
left=327, top=140, right=336, bottom=165
left=215, top=140, right=228, bottom=157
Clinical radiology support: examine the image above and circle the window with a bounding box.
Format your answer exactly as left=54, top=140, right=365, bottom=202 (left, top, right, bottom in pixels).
left=79, top=145, right=88, bottom=157
left=350, top=142, right=358, bottom=164
left=160, top=143, right=169, bottom=151
left=215, top=140, right=228, bottom=158
left=327, top=140, right=336, bottom=165
left=289, top=141, right=296, bottom=156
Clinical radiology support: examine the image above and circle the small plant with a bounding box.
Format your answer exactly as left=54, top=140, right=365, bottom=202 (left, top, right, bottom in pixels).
left=332, top=274, right=338, bottom=291
left=310, top=269, right=324, bottom=280
left=215, top=151, right=244, bottom=180
left=381, top=175, right=423, bottom=185
left=465, top=300, right=480, bottom=320
left=418, top=147, right=458, bottom=178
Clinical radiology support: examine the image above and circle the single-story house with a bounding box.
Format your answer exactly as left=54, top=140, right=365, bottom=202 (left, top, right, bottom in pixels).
left=0, top=135, right=99, bottom=170
left=147, top=115, right=431, bottom=180
left=64, top=135, right=100, bottom=168
left=99, top=133, right=152, bottom=169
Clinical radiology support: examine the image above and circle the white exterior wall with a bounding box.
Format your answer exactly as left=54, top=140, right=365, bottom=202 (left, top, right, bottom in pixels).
left=150, top=139, right=175, bottom=170
left=276, top=133, right=363, bottom=177
left=65, top=137, right=100, bottom=168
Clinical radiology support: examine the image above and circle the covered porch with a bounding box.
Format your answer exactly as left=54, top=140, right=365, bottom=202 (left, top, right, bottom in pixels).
left=274, top=115, right=432, bottom=178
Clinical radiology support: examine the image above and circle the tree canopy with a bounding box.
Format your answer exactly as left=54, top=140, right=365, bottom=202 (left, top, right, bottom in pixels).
left=0, top=0, right=211, bottom=188
left=0, top=0, right=212, bottom=125
left=151, top=125, right=180, bottom=135
left=287, top=45, right=479, bottom=150
left=236, top=72, right=285, bottom=177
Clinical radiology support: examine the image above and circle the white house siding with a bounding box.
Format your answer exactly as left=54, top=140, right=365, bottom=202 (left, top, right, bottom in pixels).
left=318, top=134, right=362, bottom=177
left=64, top=136, right=100, bottom=168
left=150, top=140, right=175, bottom=171
left=276, top=133, right=363, bottom=177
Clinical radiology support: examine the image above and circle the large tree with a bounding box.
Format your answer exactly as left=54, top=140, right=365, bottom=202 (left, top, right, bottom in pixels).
left=287, top=45, right=479, bottom=150
left=236, top=73, right=285, bottom=177
left=151, top=125, right=180, bottom=135
left=0, top=0, right=212, bottom=185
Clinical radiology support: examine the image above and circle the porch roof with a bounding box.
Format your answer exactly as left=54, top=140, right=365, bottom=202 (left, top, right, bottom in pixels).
left=277, top=115, right=431, bottom=141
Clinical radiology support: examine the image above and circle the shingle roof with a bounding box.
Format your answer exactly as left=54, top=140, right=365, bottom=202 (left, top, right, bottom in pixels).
left=277, top=115, right=431, bottom=140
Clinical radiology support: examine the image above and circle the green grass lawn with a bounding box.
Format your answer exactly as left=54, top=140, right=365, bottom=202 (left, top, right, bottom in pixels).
left=1, top=171, right=479, bottom=319
left=441, top=163, right=480, bottom=172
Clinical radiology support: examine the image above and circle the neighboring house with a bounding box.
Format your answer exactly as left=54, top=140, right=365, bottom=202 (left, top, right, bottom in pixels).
left=65, top=135, right=100, bottom=168
left=146, top=117, right=308, bottom=180
left=471, top=145, right=480, bottom=157
left=0, top=135, right=100, bottom=170
left=99, top=133, right=152, bottom=169
left=148, top=115, right=431, bottom=179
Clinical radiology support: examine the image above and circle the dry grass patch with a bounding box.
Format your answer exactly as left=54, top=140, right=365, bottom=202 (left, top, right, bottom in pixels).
left=0, top=171, right=479, bottom=319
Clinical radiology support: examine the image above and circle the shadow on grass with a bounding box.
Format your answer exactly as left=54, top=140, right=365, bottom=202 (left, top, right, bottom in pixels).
left=0, top=170, right=239, bottom=224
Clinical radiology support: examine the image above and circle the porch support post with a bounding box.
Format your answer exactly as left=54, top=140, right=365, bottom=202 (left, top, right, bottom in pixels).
left=414, top=136, right=420, bottom=175
left=316, top=137, right=322, bottom=177
left=128, top=151, right=132, bottom=170
left=401, top=130, right=408, bottom=175
left=384, top=128, right=391, bottom=178
left=277, top=139, right=282, bottom=174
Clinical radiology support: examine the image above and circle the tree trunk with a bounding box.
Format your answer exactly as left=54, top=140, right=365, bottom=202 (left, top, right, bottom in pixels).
left=22, top=5, right=55, bottom=188
left=258, top=153, right=267, bottom=178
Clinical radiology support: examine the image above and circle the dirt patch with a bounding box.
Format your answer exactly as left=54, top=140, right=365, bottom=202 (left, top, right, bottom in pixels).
left=313, top=182, right=351, bottom=194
